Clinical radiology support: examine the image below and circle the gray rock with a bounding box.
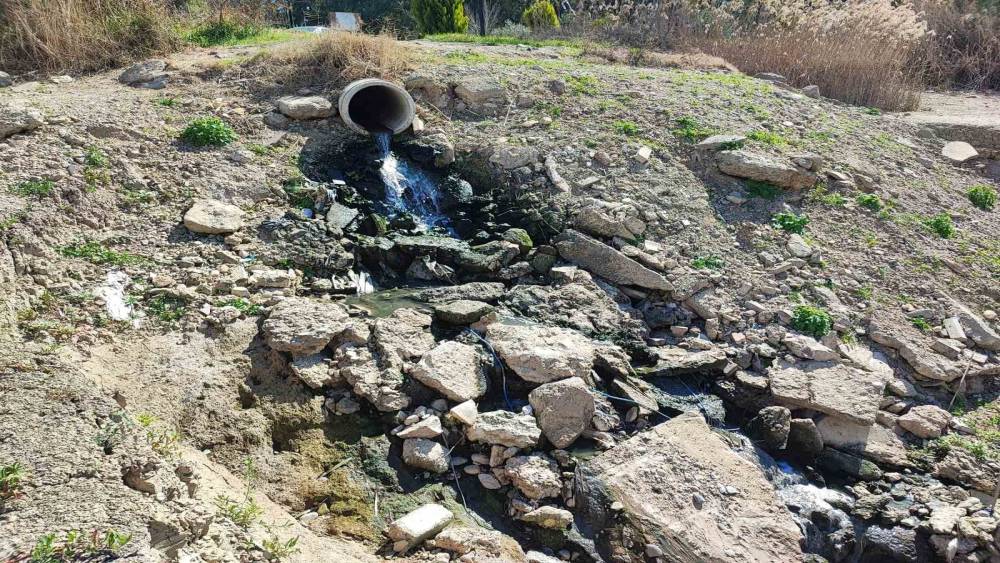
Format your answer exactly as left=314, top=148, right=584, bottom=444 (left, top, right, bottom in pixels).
left=941, top=141, right=978, bottom=163
left=788, top=418, right=824, bottom=457
left=528, top=377, right=595, bottom=448
left=0, top=72, right=11, bottom=88
left=861, top=525, right=932, bottom=563
left=277, top=96, right=334, bottom=120
left=802, top=85, right=821, bottom=98
left=897, top=405, right=950, bottom=439
left=118, top=60, right=167, bottom=86
left=555, top=230, right=671, bottom=291
left=387, top=503, right=453, bottom=552
left=952, top=301, right=1000, bottom=351
left=290, top=353, right=335, bottom=389
left=816, top=415, right=910, bottom=466
left=755, top=72, right=788, bottom=83
left=0, top=104, right=43, bottom=139
left=397, top=417, right=443, bottom=439
left=573, top=201, right=646, bottom=241
left=263, top=298, right=350, bottom=356
left=325, top=202, right=359, bottom=231
left=505, top=454, right=562, bottom=499
left=454, top=76, right=507, bottom=109
left=490, top=145, right=538, bottom=169
left=433, top=300, right=493, bottom=325
left=870, top=323, right=963, bottom=381
left=183, top=199, right=246, bottom=234
left=579, top=412, right=803, bottom=561
left=402, top=438, right=450, bottom=473
left=786, top=234, right=813, bottom=258
left=817, top=448, right=882, bottom=481
left=520, top=506, right=573, bottom=529
left=410, top=341, right=488, bottom=402
left=748, top=406, right=790, bottom=450
left=467, top=410, right=541, bottom=448
left=641, top=346, right=728, bottom=376
left=783, top=333, right=838, bottom=361
left=485, top=321, right=596, bottom=383
left=769, top=359, right=888, bottom=425
left=716, top=150, right=818, bottom=190
left=695, top=134, right=746, bottom=151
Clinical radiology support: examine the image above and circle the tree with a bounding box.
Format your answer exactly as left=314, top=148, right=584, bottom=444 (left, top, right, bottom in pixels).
left=521, top=0, right=559, bottom=29
left=410, top=0, right=469, bottom=34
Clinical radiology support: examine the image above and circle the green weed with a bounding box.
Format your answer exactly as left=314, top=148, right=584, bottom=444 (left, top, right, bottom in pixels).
left=856, top=193, right=883, bottom=212
left=59, top=240, right=144, bottom=266
left=1, top=461, right=26, bottom=500
left=180, top=117, right=236, bottom=147
left=147, top=294, right=188, bottom=323
left=744, top=179, right=782, bottom=200
left=691, top=255, right=724, bottom=270
left=773, top=212, right=809, bottom=234
left=217, top=297, right=263, bottom=316
left=672, top=116, right=714, bottom=141
left=792, top=305, right=833, bottom=338
left=923, top=213, right=955, bottom=238
left=214, top=458, right=263, bottom=529
left=566, top=75, right=600, bottom=95
left=746, top=130, right=786, bottom=146
left=967, top=184, right=996, bottom=211
left=10, top=180, right=54, bottom=198
left=612, top=120, right=640, bottom=136
left=910, top=317, right=932, bottom=331
left=84, top=147, right=108, bottom=168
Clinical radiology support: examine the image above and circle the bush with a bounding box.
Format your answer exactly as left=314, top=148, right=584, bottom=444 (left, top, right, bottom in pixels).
left=0, top=0, right=179, bottom=73
left=180, top=117, right=236, bottom=147
left=792, top=305, right=833, bottom=339
left=411, top=0, right=468, bottom=35
left=773, top=212, right=809, bottom=234
left=522, top=0, right=560, bottom=30
left=968, top=184, right=997, bottom=211
left=856, top=193, right=884, bottom=212
left=924, top=212, right=955, bottom=238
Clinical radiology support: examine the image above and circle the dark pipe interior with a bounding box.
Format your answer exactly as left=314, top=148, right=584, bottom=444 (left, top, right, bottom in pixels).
left=347, top=85, right=407, bottom=134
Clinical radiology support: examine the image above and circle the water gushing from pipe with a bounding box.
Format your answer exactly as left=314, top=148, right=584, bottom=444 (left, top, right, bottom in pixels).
left=374, top=132, right=452, bottom=232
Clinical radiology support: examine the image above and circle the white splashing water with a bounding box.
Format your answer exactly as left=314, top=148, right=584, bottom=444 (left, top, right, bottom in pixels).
left=374, top=132, right=451, bottom=231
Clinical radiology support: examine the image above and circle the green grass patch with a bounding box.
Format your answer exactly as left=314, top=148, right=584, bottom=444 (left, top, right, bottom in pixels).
left=185, top=22, right=302, bottom=48
left=612, top=120, right=640, bottom=136
left=424, top=33, right=582, bottom=49
left=147, top=294, right=188, bottom=323
left=910, top=317, right=932, bottom=331
left=566, top=75, right=600, bottom=95
left=792, top=305, right=833, bottom=338
left=856, top=193, right=883, bottom=212
left=691, top=255, right=724, bottom=270
left=59, top=240, right=145, bottom=266
left=10, top=179, right=55, bottom=198
left=968, top=184, right=997, bottom=211
left=773, top=212, right=809, bottom=234
left=746, top=129, right=786, bottom=146
left=923, top=213, right=955, bottom=238
left=672, top=116, right=715, bottom=141
left=155, top=96, right=178, bottom=107
left=180, top=117, right=236, bottom=147
left=217, top=298, right=263, bottom=316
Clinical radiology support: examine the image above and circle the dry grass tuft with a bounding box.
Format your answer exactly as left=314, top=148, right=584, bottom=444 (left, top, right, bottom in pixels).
left=0, top=0, right=179, bottom=73
left=256, top=31, right=413, bottom=86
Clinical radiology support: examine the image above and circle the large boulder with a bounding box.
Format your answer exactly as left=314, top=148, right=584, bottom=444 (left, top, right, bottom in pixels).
left=554, top=230, right=671, bottom=291
left=815, top=416, right=910, bottom=467
left=277, top=96, right=335, bottom=120
left=183, top=199, right=245, bottom=235
left=485, top=321, right=596, bottom=384
left=466, top=410, right=541, bottom=448
left=528, top=377, right=595, bottom=448
left=769, top=360, right=888, bottom=425
left=715, top=150, right=818, bottom=190
left=897, top=405, right=950, bottom=439
left=941, top=141, right=978, bottom=163
left=577, top=412, right=803, bottom=561
left=0, top=104, right=43, bottom=139
left=870, top=324, right=963, bottom=382
left=503, top=280, right=647, bottom=339
left=431, top=526, right=526, bottom=559
left=0, top=72, right=11, bottom=88
left=410, top=341, right=488, bottom=402
left=262, top=298, right=350, bottom=356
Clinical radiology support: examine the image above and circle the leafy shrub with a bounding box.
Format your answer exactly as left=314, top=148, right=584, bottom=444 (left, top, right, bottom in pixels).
left=84, top=147, right=108, bottom=167
left=792, top=305, right=833, bottom=338
left=910, top=317, right=932, bottom=331
left=180, top=117, right=236, bottom=147
left=856, top=193, right=884, bottom=212
left=613, top=120, right=640, bottom=136
left=773, top=212, right=809, bottom=234
left=522, top=0, right=560, bottom=30
left=745, top=180, right=782, bottom=200
left=672, top=116, right=715, bottom=141
left=411, top=0, right=469, bottom=34
left=923, top=212, right=955, bottom=238
left=968, top=184, right=997, bottom=211
left=746, top=130, right=786, bottom=146
left=0, top=461, right=25, bottom=500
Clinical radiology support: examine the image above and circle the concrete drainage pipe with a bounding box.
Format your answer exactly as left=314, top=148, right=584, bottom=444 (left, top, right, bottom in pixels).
left=339, top=78, right=416, bottom=136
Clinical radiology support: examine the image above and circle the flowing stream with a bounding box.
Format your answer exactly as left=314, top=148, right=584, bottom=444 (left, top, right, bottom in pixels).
left=374, top=132, right=452, bottom=231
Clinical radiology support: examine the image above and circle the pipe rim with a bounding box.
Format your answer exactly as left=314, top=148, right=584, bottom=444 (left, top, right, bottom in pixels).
left=338, top=78, right=415, bottom=136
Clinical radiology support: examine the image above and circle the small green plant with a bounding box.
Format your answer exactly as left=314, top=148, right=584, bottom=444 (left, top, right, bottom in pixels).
left=566, top=74, right=599, bottom=95
left=672, top=116, right=714, bottom=141
left=810, top=188, right=846, bottom=206
left=180, top=117, right=236, bottom=147
left=147, top=294, right=188, bottom=323
left=691, top=255, right=724, bottom=270
left=215, top=458, right=263, bottom=529
left=10, top=179, right=55, bottom=198
left=863, top=107, right=881, bottom=115
left=136, top=414, right=181, bottom=457
left=262, top=532, right=301, bottom=560
left=59, top=240, right=144, bottom=266
left=155, top=96, right=178, bottom=107
left=923, top=212, right=955, bottom=238
left=773, top=212, right=809, bottom=234
left=1, top=461, right=26, bottom=500
left=613, top=120, right=640, bottom=136
left=910, top=317, right=932, bottom=331
left=746, top=129, right=786, bottom=146
left=84, top=146, right=108, bottom=168
left=522, top=0, right=560, bottom=29
left=856, top=193, right=884, bottom=212
left=792, top=305, right=833, bottom=338
left=26, top=528, right=131, bottom=562
left=856, top=286, right=874, bottom=300
left=218, top=297, right=263, bottom=316
left=967, top=184, right=997, bottom=211
left=247, top=143, right=271, bottom=156
left=83, top=167, right=110, bottom=191
left=95, top=411, right=133, bottom=454
left=0, top=211, right=27, bottom=232
left=120, top=187, right=157, bottom=207
left=744, top=179, right=782, bottom=200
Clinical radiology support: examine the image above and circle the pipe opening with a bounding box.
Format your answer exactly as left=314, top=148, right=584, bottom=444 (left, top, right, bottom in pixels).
left=339, top=79, right=415, bottom=136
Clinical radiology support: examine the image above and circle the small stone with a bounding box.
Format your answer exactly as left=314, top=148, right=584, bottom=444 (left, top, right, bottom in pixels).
left=387, top=504, right=454, bottom=552
left=277, top=96, right=334, bottom=120
left=402, top=438, right=450, bottom=473
left=635, top=145, right=653, bottom=164
left=520, top=506, right=573, bottom=529
left=449, top=400, right=478, bottom=426
left=478, top=473, right=502, bottom=489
